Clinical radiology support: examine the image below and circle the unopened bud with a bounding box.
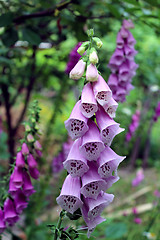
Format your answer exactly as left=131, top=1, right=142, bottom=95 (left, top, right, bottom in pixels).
left=69, top=59, right=86, bottom=80
left=21, top=142, right=29, bottom=156
left=34, top=140, right=42, bottom=151
left=93, top=37, right=103, bottom=48
left=25, top=124, right=31, bottom=132
left=31, top=118, right=36, bottom=123
left=87, top=29, right=94, bottom=37
left=86, top=64, right=98, bottom=82
left=35, top=124, right=40, bottom=130
left=27, top=134, right=34, bottom=143
left=77, top=46, right=86, bottom=55
left=77, top=41, right=89, bottom=55
left=89, top=49, right=98, bottom=64
left=37, top=129, right=43, bottom=135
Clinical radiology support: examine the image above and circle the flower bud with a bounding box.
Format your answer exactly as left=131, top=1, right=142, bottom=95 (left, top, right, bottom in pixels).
left=21, top=143, right=29, bottom=156
left=34, top=140, right=42, bottom=150
left=31, top=118, right=36, bottom=123
left=25, top=124, right=31, bottom=132
left=89, top=49, right=98, bottom=64
left=86, top=64, right=98, bottom=82
left=69, top=59, right=86, bottom=80
left=123, top=19, right=134, bottom=29
left=27, top=134, right=34, bottom=143
left=87, top=29, right=94, bottom=37
left=77, top=46, right=86, bottom=55
left=35, top=124, right=40, bottom=130
left=93, top=37, right=103, bottom=48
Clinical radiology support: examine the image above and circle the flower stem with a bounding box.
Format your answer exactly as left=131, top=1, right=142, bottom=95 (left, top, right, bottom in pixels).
left=54, top=210, right=66, bottom=240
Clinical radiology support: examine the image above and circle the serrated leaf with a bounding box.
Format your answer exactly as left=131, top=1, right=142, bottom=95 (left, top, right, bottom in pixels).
left=0, top=13, right=14, bottom=27
left=105, top=222, right=128, bottom=239
left=1, top=28, right=18, bottom=47
left=22, top=28, right=41, bottom=45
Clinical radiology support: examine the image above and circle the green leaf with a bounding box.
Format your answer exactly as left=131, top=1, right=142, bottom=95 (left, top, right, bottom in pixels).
left=1, top=28, right=18, bottom=47
left=143, top=0, right=160, bottom=7
left=0, top=13, right=14, bottom=27
left=22, top=28, right=41, bottom=45
left=121, top=0, right=140, bottom=6
left=105, top=222, right=128, bottom=239
left=106, top=4, right=121, bottom=19
left=0, top=56, right=11, bottom=65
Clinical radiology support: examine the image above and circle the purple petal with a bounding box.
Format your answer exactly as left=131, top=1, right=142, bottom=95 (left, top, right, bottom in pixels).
left=93, top=75, right=112, bottom=106
left=63, top=139, right=89, bottom=177
left=116, top=31, right=124, bottom=49
left=80, top=82, right=98, bottom=118
left=103, top=97, right=118, bottom=118
left=108, top=59, right=119, bottom=73
left=96, top=106, right=124, bottom=146
left=16, top=151, right=25, bottom=167
left=14, top=189, right=28, bottom=214
left=124, top=45, right=138, bottom=60
left=116, top=87, right=126, bottom=101
left=8, top=173, right=19, bottom=196
left=108, top=74, right=118, bottom=91
left=12, top=166, right=23, bottom=189
left=126, top=83, right=134, bottom=94
left=4, top=198, right=18, bottom=225
left=22, top=171, right=36, bottom=197
left=84, top=191, right=114, bottom=221
left=27, top=153, right=38, bottom=169
left=56, top=175, right=83, bottom=214
left=80, top=120, right=105, bottom=161
left=110, top=48, right=124, bottom=66
left=97, top=146, right=125, bottom=178
left=105, top=175, right=120, bottom=189
left=29, top=167, right=40, bottom=179
left=127, top=31, right=136, bottom=48
left=81, top=203, right=105, bottom=238
left=81, top=162, right=106, bottom=199
left=129, top=60, right=139, bottom=71
left=123, top=19, right=134, bottom=29
left=21, top=142, right=29, bottom=156
left=119, top=26, right=129, bottom=38
left=65, top=100, right=89, bottom=140
left=69, top=59, right=86, bottom=80
left=65, top=43, right=82, bottom=74
left=0, top=208, right=6, bottom=234
left=119, top=61, right=130, bottom=81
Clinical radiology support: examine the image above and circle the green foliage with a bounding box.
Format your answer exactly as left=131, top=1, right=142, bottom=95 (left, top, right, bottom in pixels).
left=0, top=131, right=10, bottom=160
left=105, top=222, right=128, bottom=239
left=0, top=13, right=14, bottom=27
left=22, top=28, right=41, bottom=45
left=2, top=27, right=18, bottom=47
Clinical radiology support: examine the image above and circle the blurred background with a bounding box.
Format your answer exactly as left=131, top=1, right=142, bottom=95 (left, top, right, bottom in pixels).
left=0, top=0, right=160, bottom=239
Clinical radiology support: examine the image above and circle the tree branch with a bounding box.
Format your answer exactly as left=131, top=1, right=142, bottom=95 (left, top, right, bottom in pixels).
left=14, top=0, right=73, bottom=25
left=10, top=83, right=24, bottom=106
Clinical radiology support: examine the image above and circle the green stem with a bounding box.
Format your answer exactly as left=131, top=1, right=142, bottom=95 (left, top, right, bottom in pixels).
left=54, top=210, right=66, bottom=240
